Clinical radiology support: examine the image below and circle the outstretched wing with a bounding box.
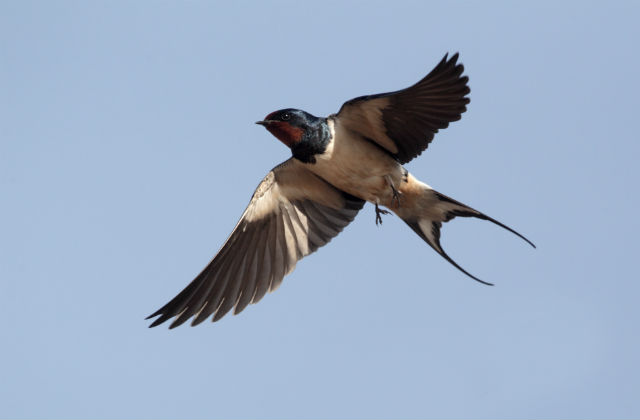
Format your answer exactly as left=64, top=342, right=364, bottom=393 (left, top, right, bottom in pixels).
left=147, top=159, right=364, bottom=328
left=335, top=53, right=470, bottom=164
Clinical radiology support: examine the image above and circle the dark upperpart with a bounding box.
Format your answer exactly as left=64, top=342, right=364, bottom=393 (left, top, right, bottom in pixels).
left=256, top=108, right=331, bottom=164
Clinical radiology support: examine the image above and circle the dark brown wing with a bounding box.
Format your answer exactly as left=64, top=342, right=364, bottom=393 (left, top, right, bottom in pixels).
left=335, top=53, right=470, bottom=164
left=147, top=158, right=364, bottom=328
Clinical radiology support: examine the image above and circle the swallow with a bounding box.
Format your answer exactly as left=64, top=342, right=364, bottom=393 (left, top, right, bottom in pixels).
left=147, top=53, right=535, bottom=328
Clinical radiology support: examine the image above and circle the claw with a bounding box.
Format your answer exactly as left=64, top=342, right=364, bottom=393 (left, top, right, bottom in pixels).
left=375, top=203, right=391, bottom=226
left=385, top=174, right=402, bottom=208
left=391, top=186, right=401, bottom=208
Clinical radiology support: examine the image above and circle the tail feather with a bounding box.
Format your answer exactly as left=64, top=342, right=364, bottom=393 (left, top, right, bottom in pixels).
left=435, top=191, right=536, bottom=249
left=397, top=186, right=535, bottom=285
left=404, top=219, right=495, bottom=286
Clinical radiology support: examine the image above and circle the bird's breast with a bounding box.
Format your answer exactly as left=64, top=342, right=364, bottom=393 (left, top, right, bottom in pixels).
left=305, top=118, right=403, bottom=204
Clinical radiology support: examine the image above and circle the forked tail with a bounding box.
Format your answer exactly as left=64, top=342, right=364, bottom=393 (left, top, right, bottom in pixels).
left=396, top=181, right=535, bottom=285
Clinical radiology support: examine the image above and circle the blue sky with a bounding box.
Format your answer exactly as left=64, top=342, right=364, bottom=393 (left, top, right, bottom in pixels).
left=2, top=1, right=639, bottom=418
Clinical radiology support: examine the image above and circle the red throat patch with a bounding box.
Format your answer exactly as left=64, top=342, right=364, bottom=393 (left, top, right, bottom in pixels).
left=266, top=122, right=304, bottom=148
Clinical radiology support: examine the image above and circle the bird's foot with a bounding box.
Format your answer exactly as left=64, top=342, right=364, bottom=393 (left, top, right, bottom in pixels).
left=390, top=184, right=402, bottom=208
left=385, top=174, right=402, bottom=208
left=375, top=203, right=391, bottom=226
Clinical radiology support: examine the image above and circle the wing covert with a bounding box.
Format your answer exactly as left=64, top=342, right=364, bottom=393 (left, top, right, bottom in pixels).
left=335, top=53, right=470, bottom=164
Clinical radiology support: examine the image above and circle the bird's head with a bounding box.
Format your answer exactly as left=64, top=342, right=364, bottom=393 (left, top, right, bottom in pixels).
left=256, top=109, right=320, bottom=148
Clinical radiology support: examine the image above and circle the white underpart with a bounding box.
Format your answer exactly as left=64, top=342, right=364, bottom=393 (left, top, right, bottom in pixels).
left=307, top=118, right=404, bottom=204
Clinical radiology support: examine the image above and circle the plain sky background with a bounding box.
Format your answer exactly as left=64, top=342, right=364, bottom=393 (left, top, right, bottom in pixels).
left=2, top=1, right=640, bottom=418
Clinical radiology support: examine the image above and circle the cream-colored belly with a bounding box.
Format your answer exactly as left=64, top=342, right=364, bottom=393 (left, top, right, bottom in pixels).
left=305, top=119, right=404, bottom=205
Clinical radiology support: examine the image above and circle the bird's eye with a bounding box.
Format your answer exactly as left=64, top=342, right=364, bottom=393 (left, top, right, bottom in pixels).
left=281, top=113, right=290, bottom=121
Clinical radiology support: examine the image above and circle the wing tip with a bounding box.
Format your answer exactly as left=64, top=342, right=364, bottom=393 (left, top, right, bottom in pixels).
left=147, top=315, right=166, bottom=328
left=440, top=51, right=462, bottom=67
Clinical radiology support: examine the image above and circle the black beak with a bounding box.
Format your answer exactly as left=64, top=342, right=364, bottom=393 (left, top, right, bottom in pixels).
left=255, top=120, right=275, bottom=126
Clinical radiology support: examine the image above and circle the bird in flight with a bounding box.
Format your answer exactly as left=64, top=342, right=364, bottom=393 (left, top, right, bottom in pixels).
left=147, top=53, right=535, bottom=328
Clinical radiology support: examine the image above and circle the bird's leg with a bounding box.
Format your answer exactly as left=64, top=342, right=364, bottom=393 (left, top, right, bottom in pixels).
left=385, top=175, right=402, bottom=208
left=375, top=203, right=390, bottom=226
